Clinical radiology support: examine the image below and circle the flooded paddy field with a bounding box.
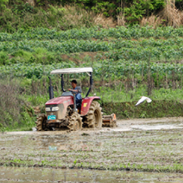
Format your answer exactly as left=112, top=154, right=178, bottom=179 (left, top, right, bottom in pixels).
left=0, top=117, right=183, bottom=182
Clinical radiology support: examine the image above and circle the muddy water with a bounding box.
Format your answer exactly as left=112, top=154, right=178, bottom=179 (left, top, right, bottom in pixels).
left=2, top=120, right=182, bottom=152
left=6, top=117, right=183, bottom=135
left=0, top=167, right=183, bottom=183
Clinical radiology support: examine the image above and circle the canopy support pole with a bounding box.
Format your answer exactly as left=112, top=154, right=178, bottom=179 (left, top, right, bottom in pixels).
left=85, top=72, right=92, bottom=97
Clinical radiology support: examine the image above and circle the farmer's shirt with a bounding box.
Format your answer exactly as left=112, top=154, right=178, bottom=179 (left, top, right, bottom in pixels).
left=73, top=86, right=82, bottom=101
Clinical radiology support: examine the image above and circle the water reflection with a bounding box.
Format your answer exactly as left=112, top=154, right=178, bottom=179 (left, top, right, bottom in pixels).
left=34, top=134, right=102, bottom=151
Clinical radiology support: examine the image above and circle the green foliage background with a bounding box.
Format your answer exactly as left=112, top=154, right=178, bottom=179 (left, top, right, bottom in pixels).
left=1, top=0, right=183, bottom=130
left=1, top=0, right=183, bottom=28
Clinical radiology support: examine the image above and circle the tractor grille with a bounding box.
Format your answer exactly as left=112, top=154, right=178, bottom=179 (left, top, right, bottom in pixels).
left=46, top=104, right=64, bottom=120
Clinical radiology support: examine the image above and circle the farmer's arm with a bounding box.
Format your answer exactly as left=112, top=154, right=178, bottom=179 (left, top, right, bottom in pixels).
left=68, top=87, right=81, bottom=93
left=68, top=89, right=79, bottom=92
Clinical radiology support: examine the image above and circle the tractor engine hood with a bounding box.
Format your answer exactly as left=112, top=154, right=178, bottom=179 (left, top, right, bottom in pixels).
left=45, top=96, right=74, bottom=105
left=45, top=96, right=74, bottom=121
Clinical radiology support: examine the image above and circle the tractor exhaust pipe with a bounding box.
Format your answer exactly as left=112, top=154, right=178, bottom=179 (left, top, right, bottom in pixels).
left=61, top=74, right=65, bottom=92
left=48, top=77, right=54, bottom=99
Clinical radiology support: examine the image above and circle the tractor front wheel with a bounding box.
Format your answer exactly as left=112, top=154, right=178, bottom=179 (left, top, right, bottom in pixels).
left=36, top=114, right=47, bottom=131
left=84, top=101, right=102, bottom=128
left=68, top=112, right=82, bottom=131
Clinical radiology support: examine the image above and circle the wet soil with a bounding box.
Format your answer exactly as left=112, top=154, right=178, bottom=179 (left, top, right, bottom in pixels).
left=0, top=117, right=183, bottom=182
left=8, top=116, right=183, bottom=135
left=1, top=167, right=183, bottom=183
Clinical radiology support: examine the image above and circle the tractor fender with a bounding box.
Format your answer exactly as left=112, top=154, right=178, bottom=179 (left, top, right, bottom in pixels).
left=80, top=96, right=100, bottom=116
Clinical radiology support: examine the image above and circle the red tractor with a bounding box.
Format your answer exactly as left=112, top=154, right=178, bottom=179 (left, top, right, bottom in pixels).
left=36, top=67, right=116, bottom=131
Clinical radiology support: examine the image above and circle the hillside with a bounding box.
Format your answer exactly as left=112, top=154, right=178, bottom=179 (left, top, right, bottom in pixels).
left=0, top=0, right=183, bottom=33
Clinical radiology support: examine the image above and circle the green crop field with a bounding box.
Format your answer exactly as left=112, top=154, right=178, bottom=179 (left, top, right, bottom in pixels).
left=1, top=26, right=183, bottom=89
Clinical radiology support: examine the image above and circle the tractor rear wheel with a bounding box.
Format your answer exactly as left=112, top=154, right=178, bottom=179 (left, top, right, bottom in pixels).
left=84, top=101, right=102, bottom=128
left=36, top=114, right=47, bottom=131
left=68, top=112, right=82, bottom=131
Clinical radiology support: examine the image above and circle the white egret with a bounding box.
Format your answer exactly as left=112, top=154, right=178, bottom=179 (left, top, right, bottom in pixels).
left=135, top=96, right=152, bottom=106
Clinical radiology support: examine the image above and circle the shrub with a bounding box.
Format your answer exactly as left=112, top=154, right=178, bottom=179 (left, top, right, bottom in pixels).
left=0, top=51, right=9, bottom=65
left=0, top=79, right=33, bottom=129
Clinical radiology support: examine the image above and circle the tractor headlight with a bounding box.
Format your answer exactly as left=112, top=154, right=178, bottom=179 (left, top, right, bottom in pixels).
left=45, top=106, right=59, bottom=112
left=45, top=107, right=51, bottom=112
left=52, top=106, right=59, bottom=111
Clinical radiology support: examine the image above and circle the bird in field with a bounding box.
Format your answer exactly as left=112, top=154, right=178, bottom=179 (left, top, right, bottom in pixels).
left=135, top=96, right=152, bottom=106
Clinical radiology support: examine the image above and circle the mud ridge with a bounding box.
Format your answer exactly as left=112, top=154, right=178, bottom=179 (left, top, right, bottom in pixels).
left=1, top=162, right=183, bottom=174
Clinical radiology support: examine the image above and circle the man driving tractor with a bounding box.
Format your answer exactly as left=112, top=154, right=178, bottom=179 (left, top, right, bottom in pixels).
left=68, top=80, right=82, bottom=108
left=35, top=67, right=116, bottom=131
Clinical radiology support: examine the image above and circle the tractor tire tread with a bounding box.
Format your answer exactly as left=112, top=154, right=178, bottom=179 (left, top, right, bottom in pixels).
left=84, top=101, right=102, bottom=128
left=35, top=114, right=47, bottom=131
left=68, top=112, right=82, bottom=131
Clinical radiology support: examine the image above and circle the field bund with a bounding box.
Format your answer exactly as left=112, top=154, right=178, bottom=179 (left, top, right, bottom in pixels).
left=102, top=100, right=183, bottom=119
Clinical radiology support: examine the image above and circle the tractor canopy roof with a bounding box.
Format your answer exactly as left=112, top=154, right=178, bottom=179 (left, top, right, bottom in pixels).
left=51, top=67, right=93, bottom=74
